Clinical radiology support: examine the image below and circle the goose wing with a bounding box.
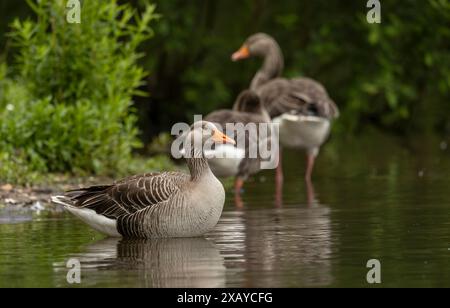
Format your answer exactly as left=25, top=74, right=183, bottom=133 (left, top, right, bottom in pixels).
left=205, top=110, right=267, bottom=127
left=258, top=77, right=339, bottom=119
left=66, top=172, right=189, bottom=219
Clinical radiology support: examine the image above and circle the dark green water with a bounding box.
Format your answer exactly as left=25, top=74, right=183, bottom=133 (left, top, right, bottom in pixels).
left=0, top=132, right=449, bottom=287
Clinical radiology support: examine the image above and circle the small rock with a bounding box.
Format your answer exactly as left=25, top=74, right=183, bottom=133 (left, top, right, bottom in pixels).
left=5, top=198, right=17, bottom=204
left=1, top=184, right=13, bottom=191
left=440, top=141, right=448, bottom=151
left=30, top=201, right=45, bottom=212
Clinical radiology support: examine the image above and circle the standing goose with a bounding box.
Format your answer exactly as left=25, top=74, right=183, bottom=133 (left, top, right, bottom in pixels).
left=232, top=33, right=339, bottom=181
left=51, top=121, right=235, bottom=238
left=204, top=90, right=275, bottom=196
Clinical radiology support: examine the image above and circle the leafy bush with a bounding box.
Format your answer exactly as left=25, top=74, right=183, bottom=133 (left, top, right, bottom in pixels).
left=0, top=0, right=158, bottom=184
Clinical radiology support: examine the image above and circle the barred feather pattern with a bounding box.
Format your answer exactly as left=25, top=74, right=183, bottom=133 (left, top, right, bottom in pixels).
left=116, top=193, right=220, bottom=238
left=67, top=172, right=188, bottom=219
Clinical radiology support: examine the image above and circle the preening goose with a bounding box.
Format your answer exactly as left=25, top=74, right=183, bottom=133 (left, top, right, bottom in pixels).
left=51, top=121, right=235, bottom=239
left=232, top=33, right=339, bottom=181
left=204, top=90, right=274, bottom=195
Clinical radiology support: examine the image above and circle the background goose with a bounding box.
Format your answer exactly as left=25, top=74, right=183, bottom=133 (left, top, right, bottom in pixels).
left=204, top=90, right=274, bottom=196
left=232, top=33, right=339, bottom=182
left=52, top=121, right=235, bottom=239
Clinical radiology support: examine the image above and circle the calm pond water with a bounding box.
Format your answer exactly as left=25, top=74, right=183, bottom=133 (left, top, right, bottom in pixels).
left=0, top=132, right=449, bottom=288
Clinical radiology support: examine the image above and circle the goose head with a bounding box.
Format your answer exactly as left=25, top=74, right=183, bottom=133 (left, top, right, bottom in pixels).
left=184, top=121, right=235, bottom=181
left=231, top=33, right=280, bottom=61
left=232, top=33, right=284, bottom=89
left=184, top=121, right=235, bottom=158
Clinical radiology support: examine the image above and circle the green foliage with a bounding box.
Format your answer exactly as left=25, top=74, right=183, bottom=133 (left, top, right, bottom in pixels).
left=0, top=0, right=158, bottom=184
left=340, top=0, right=450, bottom=133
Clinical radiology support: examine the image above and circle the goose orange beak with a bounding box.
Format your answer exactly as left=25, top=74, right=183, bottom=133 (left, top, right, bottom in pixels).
left=231, top=45, right=250, bottom=62
left=212, top=129, right=236, bottom=145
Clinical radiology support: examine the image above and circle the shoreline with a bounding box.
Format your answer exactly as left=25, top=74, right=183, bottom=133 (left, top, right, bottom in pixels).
left=0, top=176, right=114, bottom=211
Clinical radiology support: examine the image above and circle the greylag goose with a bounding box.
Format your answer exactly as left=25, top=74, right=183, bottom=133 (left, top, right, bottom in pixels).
left=204, top=90, right=273, bottom=195
left=232, top=33, right=339, bottom=181
left=51, top=121, right=235, bottom=238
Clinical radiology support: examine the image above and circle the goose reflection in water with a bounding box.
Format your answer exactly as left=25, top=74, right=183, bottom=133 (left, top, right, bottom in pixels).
left=275, top=175, right=317, bottom=208
left=210, top=198, right=333, bottom=287
left=57, top=237, right=225, bottom=288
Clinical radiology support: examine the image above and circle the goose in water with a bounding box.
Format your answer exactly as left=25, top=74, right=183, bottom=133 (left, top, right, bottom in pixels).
left=232, top=33, right=339, bottom=181
left=51, top=121, right=235, bottom=238
left=204, top=90, right=275, bottom=195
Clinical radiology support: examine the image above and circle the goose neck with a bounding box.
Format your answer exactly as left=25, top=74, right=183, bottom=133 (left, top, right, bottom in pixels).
left=251, top=45, right=284, bottom=89
left=186, top=147, right=210, bottom=182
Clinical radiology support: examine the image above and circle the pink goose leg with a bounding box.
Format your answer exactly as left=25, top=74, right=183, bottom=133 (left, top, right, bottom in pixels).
left=305, top=148, right=319, bottom=182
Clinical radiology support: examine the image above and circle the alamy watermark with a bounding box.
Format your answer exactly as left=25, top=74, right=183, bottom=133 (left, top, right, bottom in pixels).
left=367, top=0, right=381, bottom=24
left=66, top=0, right=81, bottom=24
left=66, top=258, right=81, bottom=284
left=366, top=259, right=382, bottom=284
left=171, top=116, right=279, bottom=170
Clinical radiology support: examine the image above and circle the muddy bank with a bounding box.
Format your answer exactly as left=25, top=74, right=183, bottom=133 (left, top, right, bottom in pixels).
left=0, top=176, right=113, bottom=210
left=1, top=184, right=56, bottom=210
